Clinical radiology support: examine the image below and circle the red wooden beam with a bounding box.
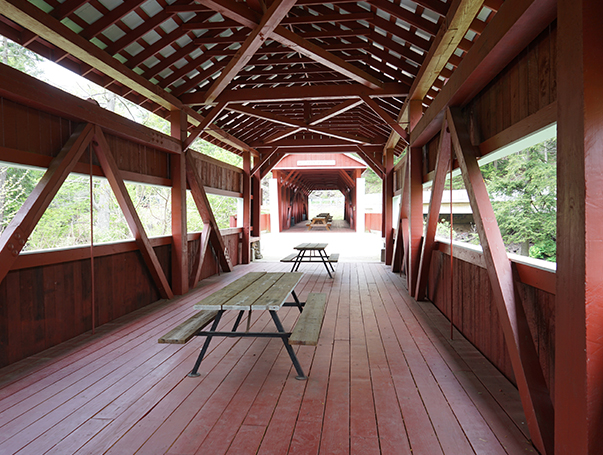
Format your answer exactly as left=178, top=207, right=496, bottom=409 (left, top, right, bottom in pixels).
left=0, top=123, right=94, bottom=286
left=555, top=1, right=603, bottom=453
left=182, top=83, right=408, bottom=105
left=192, top=223, right=212, bottom=288
left=361, top=95, right=409, bottom=145
left=406, top=145, right=423, bottom=293
left=242, top=151, right=251, bottom=264
left=93, top=126, right=174, bottom=300
left=391, top=155, right=407, bottom=273
left=384, top=148, right=395, bottom=265
left=356, top=146, right=385, bottom=178
left=447, top=107, right=553, bottom=455
left=170, top=110, right=188, bottom=295
left=202, top=0, right=297, bottom=104
left=183, top=102, right=227, bottom=152
left=186, top=151, right=234, bottom=272
left=415, top=120, right=451, bottom=300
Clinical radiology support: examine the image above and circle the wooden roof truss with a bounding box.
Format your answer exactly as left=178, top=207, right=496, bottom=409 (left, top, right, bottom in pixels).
left=0, top=0, right=498, bottom=158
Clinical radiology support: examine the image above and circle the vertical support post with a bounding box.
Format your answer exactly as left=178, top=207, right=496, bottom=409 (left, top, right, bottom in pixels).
left=556, top=1, right=603, bottom=453
left=170, top=110, right=188, bottom=295
left=384, top=148, right=394, bottom=265
left=269, top=176, right=280, bottom=233
left=407, top=145, right=423, bottom=293
left=356, top=171, right=365, bottom=233
left=252, top=160, right=261, bottom=237
left=242, top=151, right=251, bottom=264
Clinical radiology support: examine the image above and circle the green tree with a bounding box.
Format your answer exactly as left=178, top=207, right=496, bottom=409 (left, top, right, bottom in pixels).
left=482, top=138, right=557, bottom=261
left=1, top=36, right=43, bottom=77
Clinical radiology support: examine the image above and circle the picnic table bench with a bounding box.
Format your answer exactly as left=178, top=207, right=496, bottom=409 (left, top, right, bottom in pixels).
left=159, top=272, right=326, bottom=380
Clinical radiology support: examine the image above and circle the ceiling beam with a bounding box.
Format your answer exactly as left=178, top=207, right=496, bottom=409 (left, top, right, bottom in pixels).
left=182, top=83, right=408, bottom=105
left=196, top=0, right=383, bottom=89
left=225, top=105, right=375, bottom=145
left=410, top=0, right=557, bottom=147
left=202, top=0, right=297, bottom=104
left=385, top=0, right=487, bottom=150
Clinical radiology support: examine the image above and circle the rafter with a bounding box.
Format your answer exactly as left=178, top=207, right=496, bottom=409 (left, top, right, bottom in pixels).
left=386, top=0, right=486, bottom=149
left=196, top=0, right=383, bottom=89
left=0, top=0, right=256, bottom=156
left=203, top=0, right=298, bottom=104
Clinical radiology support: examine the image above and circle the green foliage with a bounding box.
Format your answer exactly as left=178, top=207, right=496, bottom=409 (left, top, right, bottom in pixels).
left=191, top=140, right=243, bottom=168
left=482, top=138, right=557, bottom=261
left=0, top=36, right=43, bottom=77
left=363, top=167, right=382, bottom=194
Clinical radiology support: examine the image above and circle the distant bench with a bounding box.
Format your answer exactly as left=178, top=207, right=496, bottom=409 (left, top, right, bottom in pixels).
left=159, top=292, right=327, bottom=353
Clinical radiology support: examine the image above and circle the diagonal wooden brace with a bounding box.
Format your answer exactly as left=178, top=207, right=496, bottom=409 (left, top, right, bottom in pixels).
left=186, top=151, right=233, bottom=272
left=415, top=119, right=452, bottom=300
left=92, top=126, right=174, bottom=300
left=447, top=106, right=553, bottom=455
left=0, top=123, right=95, bottom=286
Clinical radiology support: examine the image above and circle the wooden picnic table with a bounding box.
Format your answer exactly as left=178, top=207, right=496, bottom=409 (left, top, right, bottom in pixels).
left=292, top=243, right=336, bottom=278
left=307, top=216, right=331, bottom=230
left=176, top=271, right=324, bottom=380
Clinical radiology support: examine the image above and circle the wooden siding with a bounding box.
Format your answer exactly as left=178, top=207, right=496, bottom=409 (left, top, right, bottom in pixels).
left=422, top=23, right=557, bottom=175
left=469, top=23, right=557, bottom=146
left=427, top=249, right=555, bottom=399
left=0, top=96, right=171, bottom=181
left=0, top=231, right=241, bottom=369
left=188, top=152, right=243, bottom=195
left=0, top=95, right=243, bottom=194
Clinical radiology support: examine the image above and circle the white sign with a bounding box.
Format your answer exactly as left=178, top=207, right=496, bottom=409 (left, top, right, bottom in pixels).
left=297, top=160, right=336, bottom=166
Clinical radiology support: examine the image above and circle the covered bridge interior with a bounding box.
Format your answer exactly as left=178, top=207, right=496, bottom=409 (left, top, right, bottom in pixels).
left=271, top=153, right=367, bottom=231
left=0, top=0, right=600, bottom=453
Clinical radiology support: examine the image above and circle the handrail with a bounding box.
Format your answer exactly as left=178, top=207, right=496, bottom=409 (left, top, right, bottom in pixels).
left=12, top=229, right=243, bottom=271
left=435, top=237, right=556, bottom=294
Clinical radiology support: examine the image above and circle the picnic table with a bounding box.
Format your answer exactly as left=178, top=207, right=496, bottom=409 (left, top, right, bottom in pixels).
left=306, top=216, right=331, bottom=230
left=281, top=242, right=338, bottom=278
left=159, top=272, right=326, bottom=380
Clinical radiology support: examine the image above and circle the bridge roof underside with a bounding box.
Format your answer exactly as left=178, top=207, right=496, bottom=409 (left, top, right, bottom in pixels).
left=0, top=0, right=501, bottom=157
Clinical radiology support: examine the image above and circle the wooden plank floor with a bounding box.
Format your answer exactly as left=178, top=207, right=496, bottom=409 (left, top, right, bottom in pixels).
left=0, top=262, right=538, bottom=454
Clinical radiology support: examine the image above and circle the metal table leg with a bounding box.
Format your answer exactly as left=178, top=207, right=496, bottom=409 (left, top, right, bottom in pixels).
left=293, top=250, right=307, bottom=271
left=188, top=310, right=223, bottom=377
left=317, top=249, right=333, bottom=278
left=269, top=310, right=306, bottom=380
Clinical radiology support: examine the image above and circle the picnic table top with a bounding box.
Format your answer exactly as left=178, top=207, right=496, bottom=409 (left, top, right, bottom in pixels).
left=193, top=272, right=302, bottom=311
left=294, top=243, right=328, bottom=250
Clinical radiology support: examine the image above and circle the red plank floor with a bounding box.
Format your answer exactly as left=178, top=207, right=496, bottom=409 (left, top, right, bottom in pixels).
left=0, top=262, right=538, bottom=454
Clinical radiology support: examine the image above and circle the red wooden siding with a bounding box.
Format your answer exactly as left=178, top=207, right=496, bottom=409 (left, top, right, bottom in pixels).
left=188, top=152, right=243, bottom=195
left=419, top=24, right=557, bottom=176
left=0, top=95, right=242, bottom=195
left=0, top=230, right=241, bottom=369
left=260, top=213, right=270, bottom=232
left=427, top=248, right=555, bottom=398
left=365, top=213, right=382, bottom=232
